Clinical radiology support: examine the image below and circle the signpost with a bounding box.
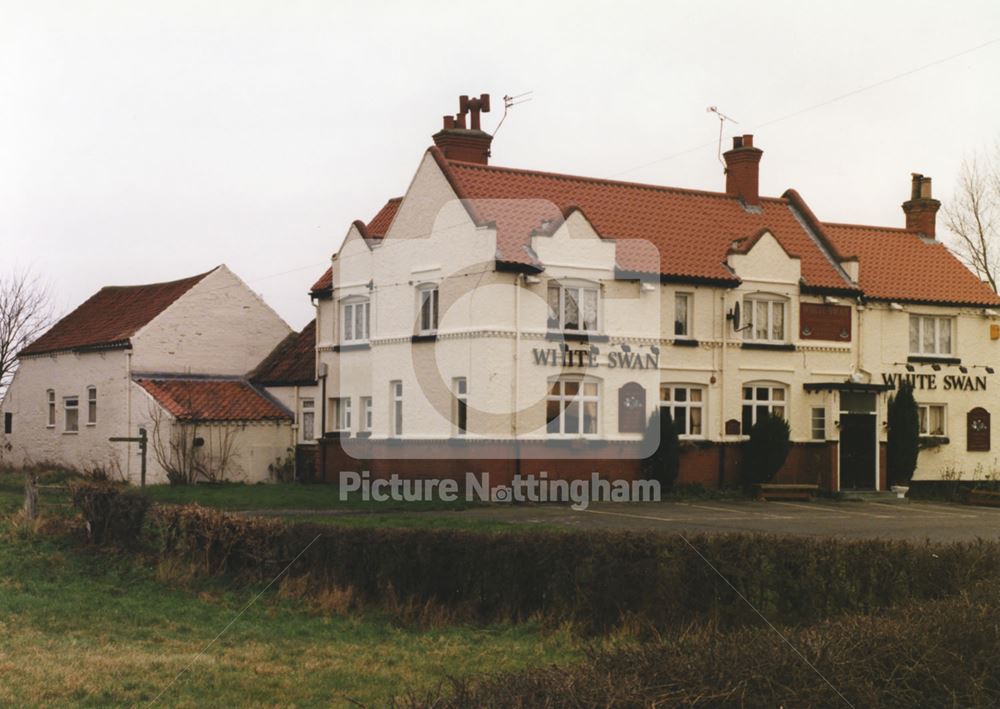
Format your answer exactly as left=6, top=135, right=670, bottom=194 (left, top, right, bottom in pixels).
left=109, top=428, right=148, bottom=488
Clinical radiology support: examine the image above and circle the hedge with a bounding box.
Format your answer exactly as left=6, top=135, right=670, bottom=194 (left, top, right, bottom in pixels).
left=399, top=583, right=1000, bottom=707
left=145, top=504, right=1000, bottom=632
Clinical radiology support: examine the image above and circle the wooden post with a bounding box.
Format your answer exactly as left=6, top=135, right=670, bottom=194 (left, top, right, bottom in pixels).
left=23, top=473, right=38, bottom=520
left=109, top=429, right=149, bottom=488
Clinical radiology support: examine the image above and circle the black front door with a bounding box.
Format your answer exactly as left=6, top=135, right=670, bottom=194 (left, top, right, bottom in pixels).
left=839, top=413, right=876, bottom=490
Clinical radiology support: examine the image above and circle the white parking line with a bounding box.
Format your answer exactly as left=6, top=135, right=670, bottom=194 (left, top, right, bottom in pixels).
left=874, top=503, right=977, bottom=519
left=913, top=501, right=1000, bottom=516
left=770, top=501, right=894, bottom=519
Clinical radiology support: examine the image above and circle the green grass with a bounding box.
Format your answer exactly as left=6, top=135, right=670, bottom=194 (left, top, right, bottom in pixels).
left=0, top=515, right=581, bottom=707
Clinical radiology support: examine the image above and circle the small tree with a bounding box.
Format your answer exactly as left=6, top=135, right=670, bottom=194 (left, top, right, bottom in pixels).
left=887, top=380, right=920, bottom=486
left=640, top=407, right=680, bottom=490
left=744, top=412, right=791, bottom=488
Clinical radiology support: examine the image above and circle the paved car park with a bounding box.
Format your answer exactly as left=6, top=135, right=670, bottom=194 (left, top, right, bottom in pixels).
left=467, top=499, right=1000, bottom=542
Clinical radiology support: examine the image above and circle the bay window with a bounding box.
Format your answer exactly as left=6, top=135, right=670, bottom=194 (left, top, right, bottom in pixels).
left=546, top=377, right=599, bottom=436
left=659, top=384, right=704, bottom=437
left=741, top=384, right=787, bottom=433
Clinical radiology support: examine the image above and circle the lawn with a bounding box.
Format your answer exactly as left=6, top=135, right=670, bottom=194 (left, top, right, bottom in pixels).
left=0, top=515, right=581, bottom=707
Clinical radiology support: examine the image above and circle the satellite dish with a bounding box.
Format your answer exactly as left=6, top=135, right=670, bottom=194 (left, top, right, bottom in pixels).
left=727, top=301, right=741, bottom=330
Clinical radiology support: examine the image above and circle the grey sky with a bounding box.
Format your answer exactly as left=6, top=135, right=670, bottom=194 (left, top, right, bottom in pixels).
left=2, top=1, right=999, bottom=330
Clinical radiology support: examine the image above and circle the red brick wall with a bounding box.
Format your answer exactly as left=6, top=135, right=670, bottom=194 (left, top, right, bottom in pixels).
left=318, top=438, right=840, bottom=491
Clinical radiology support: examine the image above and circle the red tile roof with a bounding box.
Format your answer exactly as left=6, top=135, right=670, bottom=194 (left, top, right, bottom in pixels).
left=20, top=269, right=215, bottom=357
left=136, top=378, right=292, bottom=422
left=250, top=320, right=316, bottom=387
left=433, top=150, right=853, bottom=291
left=310, top=197, right=403, bottom=297
left=822, top=223, right=1000, bottom=306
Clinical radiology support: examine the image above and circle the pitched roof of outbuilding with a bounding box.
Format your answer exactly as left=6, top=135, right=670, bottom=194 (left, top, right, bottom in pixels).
left=822, top=223, right=1000, bottom=306
left=249, top=319, right=316, bottom=387
left=136, top=377, right=292, bottom=422
left=20, top=269, right=216, bottom=357
left=431, top=150, right=853, bottom=291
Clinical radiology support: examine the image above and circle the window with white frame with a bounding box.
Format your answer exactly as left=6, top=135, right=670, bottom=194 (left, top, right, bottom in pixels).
left=453, top=377, right=468, bottom=436
left=909, top=315, right=953, bottom=356
left=301, top=399, right=315, bottom=441
left=417, top=285, right=438, bottom=334
left=333, top=397, right=352, bottom=432
left=46, top=390, right=55, bottom=428
left=547, top=281, right=599, bottom=332
left=390, top=381, right=403, bottom=436
left=918, top=403, right=946, bottom=436
left=674, top=292, right=692, bottom=338
left=546, top=378, right=599, bottom=435
left=64, top=396, right=79, bottom=433
left=360, top=396, right=372, bottom=432
left=659, top=384, right=704, bottom=437
left=811, top=407, right=826, bottom=440
left=741, top=384, right=787, bottom=433
left=743, top=294, right=787, bottom=342
left=341, top=299, right=370, bottom=343
left=87, top=386, right=97, bottom=425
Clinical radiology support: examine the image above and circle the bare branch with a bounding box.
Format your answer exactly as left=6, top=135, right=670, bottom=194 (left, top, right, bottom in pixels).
left=0, top=269, right=53, bottom=394
left=945, top=146, right=1000, bottom=294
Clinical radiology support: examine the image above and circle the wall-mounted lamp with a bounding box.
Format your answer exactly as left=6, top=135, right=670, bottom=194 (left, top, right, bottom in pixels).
left=524, top=275, right=541, bottom=285
left=621, top=343, right=632, bottom=353
left=985, top=308, right=998, bottom=317
left=641, top=282, right=657, bottom=292
left=589, top=345, right=599, bottom=356
left=905, top=364, right=915, bottom=372
left=650, top=345, right=660, bottom=355
left=931, top=363, right=942, bottom=371
left=890, top=302, right=904, bottom=311
left=960, top=366, right=969, bottom=374
left=988, top=367, right=996, bottom=375
left=824, top=296, right=840, bottom=305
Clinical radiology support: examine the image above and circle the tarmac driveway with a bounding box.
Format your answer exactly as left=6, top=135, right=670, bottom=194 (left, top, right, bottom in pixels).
left=466, top=499, right=1000, bottom=542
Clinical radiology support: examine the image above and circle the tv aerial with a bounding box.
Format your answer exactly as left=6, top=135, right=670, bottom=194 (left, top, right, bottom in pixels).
left=707, top=106, right=739, bottom=170
left=492, top=91, right=533, bottom=137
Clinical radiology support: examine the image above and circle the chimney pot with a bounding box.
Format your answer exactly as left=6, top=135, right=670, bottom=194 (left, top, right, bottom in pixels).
left=722, top=134, right=763, bottom=206
left=432, top=93, right=493, bottom=165
left=902, top=172, right=941, bottom=238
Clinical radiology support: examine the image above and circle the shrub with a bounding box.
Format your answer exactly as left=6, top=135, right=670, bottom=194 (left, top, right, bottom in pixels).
left=399, top=583, right=1000, bottom=708
left=743, top=412, right=791, bottom=487
left=887, top=380, right=920, bottom=485
left=640, top=408, right=680, bottom=490
left=70, top=481, right=151, bottom=546
left=144, top=505, right=1000, bottom=633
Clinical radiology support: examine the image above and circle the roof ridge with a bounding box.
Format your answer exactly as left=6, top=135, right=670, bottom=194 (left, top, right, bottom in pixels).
left=823, top=221, right=916, bottom=234
left=446, top=157, right=790, bottom=203
left=96, top=268, right=217, bottom=292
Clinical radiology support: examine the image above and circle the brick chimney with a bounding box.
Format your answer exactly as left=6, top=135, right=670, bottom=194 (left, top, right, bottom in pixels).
left=902, top=173, right=941, bottom=238
left=723, top=134, right=763, bottom=206
left=432, top=94, right=493, bottom=165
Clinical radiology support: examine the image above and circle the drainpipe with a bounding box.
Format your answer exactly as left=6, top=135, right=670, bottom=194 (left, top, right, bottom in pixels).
left=718, top=292, right=728, bottom=487
left=513, top=273, right=522, bottom=477
left=126, top=350, right=133, bottom=481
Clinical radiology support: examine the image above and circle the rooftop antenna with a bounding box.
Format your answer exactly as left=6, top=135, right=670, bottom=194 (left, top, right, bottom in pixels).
left=492, top=91, right=533, bottom=137
left=706, top=106, right=739, bottom=169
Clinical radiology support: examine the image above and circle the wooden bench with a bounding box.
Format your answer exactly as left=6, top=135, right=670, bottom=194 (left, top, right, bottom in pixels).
left=754, top=483, right=819, bottom=501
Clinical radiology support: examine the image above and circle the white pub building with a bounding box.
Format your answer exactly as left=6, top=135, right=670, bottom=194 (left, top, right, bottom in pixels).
left=311, top=95, right=1000, bottom=492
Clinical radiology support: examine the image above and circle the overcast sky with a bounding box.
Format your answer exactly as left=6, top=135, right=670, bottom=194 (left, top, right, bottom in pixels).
left=2, top=1, right=999, bottom=330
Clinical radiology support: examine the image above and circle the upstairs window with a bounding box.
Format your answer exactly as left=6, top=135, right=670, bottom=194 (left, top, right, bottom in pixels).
left=87, top=386, right=97, bottom=425
left=360, top=396, right=373, bottom=432
left=743, top=295, right=787, bottom=342
left=391, top=381, right=403, bottom=436
left=64, top=397, right=79, bottom=433
left=909, top=315, right=953, bottom=356
left=674, top=292, right=692, bottom=338
left=342, top=299, right=370, bottom=343
left=47, top=390, right=55, bottom=428
left=548, top=282, right=599, bottom=332
left=418, top=285, right=439, bottom=334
